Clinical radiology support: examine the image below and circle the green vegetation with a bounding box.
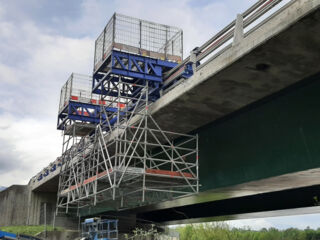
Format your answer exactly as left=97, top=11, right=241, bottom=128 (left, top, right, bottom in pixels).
left=0, top=225, right=64, bottom=236
left=177, top=223, right=320, bottom=240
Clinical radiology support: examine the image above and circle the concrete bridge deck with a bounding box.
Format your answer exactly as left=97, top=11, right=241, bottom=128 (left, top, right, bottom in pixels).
left=151, top=0, right=320, bottom=134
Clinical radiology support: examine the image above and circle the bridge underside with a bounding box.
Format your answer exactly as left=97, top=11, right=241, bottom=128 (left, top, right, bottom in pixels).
left=79, top=70, right=320, bottom=223
left=33, top=175, right=59, bottom=193
left=152, top=0, right=320, bottom=135
left=133, top=167, right=320, bottom=224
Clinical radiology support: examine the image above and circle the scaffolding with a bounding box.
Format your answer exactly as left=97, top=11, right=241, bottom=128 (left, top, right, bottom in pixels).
left=57, top=76, right=199, bottom=211
left=56, top=13, right=198, bottom=214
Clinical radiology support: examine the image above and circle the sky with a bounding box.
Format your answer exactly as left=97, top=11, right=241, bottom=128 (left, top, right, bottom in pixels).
left=0, top=0, right=318, bottom=230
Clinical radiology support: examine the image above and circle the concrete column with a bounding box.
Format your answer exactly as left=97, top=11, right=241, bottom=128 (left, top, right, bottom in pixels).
left=233, top=14, right=244, bottom=46
left=190, top=47, right=200, bottom=73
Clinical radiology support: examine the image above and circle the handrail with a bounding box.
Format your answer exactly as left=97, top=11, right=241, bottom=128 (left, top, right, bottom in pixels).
left=163, top=0, right=292, bottom=86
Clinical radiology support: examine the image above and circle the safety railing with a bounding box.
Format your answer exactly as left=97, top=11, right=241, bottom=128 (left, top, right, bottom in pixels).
left=94, top=13, right=183, bottom=72
left=58, top=73, right=102, bottom=113
left=164, top=0, right=294, bottom=86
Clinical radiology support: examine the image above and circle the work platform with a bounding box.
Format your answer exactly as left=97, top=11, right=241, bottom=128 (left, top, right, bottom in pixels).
left=57, top=73, right=113, bottom=131
left=56, top=78, right=199, bottom=211
left=93, top=13, right=183, bottom=73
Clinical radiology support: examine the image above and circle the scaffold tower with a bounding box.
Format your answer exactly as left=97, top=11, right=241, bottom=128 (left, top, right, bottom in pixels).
left=56, top=13, right=199, bottom=214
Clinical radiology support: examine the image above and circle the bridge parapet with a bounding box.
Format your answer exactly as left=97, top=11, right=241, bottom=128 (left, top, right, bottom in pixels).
left=30, top=158, right=62, bottom=191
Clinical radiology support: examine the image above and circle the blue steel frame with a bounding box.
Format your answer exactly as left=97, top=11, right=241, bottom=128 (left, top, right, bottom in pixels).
left=92, top=50, right=177, bottom=95
left=57, top=101, right=117, bottom=130
left=57, top=50, right=194, bottom=132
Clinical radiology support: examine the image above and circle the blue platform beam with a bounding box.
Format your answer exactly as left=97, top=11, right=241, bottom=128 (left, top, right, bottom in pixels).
left=57, top=100, right=118, bottom=130
left=92, top=50, right=177, bottom=95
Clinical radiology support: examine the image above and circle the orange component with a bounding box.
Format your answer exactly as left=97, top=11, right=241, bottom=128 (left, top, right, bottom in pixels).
left=83, top=176, right=97, bottom=185
left=146, top=169, right=193, bottom=178
left=117, top=103, right=126, bottom=108
left=97, top=171, right=107, bottom=178
left=91, top=99, right=97, bottom=104
left=71, top=96, right=78, bottom=100
left=99, top=100, right=106, bottom=105
left=75, top=111, right=90, bottom=116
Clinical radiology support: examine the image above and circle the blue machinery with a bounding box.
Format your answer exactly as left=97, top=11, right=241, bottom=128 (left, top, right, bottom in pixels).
left=0, top=231, right=41, bottom=240
left=56, top=13, right=199, bottom=213
left=0, top=231, right=16, bottom=240
left=81, top=218, right=118, bottom=240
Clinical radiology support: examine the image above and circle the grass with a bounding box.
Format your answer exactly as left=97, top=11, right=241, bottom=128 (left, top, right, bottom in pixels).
left=0, top=225, right=64, bottom=236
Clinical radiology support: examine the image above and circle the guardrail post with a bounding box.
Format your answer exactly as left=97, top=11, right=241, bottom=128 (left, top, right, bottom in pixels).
left=233, top=14, right=244, bottom=46
left=190, top=47, right=199, bottom=73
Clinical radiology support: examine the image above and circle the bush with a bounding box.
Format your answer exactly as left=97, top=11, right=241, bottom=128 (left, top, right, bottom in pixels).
left=177, top=223, right=320, bottom=240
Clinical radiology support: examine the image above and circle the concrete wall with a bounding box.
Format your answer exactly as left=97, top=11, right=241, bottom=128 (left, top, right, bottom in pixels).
left=0, top=185, right=29, bottom=226
left=0, top=184, right=77, bottom=229
left=27, top=190, right=57, bottom=225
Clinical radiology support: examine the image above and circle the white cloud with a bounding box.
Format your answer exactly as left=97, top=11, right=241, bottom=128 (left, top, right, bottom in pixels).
left=0, top=9, right=94, bottom=186
left=0, top=113, right=61, bottom=186
left=0, top=19, right=93, bottom=116
left=0, top=63, right=18, bottom=84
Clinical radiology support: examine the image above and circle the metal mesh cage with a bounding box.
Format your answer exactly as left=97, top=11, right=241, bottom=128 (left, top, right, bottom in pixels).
left=94, top=13, right=183, bottom=71
left=58, top=73, right=101, bottom=113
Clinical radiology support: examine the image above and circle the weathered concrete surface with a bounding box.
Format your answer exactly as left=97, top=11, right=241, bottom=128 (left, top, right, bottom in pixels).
left=0, top=185, right=29, bottom=226
left=27, top=190, right=57, bottom=225
left=151, top=0, right=320, bottom=133
left=31, top=171, right=59, bottom=192
left=0, top=184, right=76, bottom=229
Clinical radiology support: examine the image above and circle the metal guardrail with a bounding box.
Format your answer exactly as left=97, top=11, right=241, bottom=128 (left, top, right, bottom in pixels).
left=163, top=0, right=295, bottom=86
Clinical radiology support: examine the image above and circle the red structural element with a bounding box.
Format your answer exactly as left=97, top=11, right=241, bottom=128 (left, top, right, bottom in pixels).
left=71, top=96, right=79, bottom=100
left=118, top=103, right=126, bottom=108
left=83, top=176, right=97, bottom=185
left=75, top=111, right=90, bottom=116
left=63, top=168, right=194, bottom=194
left=146, top=169, right=193, bottom=178
left=91, top=99, right=106, bottom=105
